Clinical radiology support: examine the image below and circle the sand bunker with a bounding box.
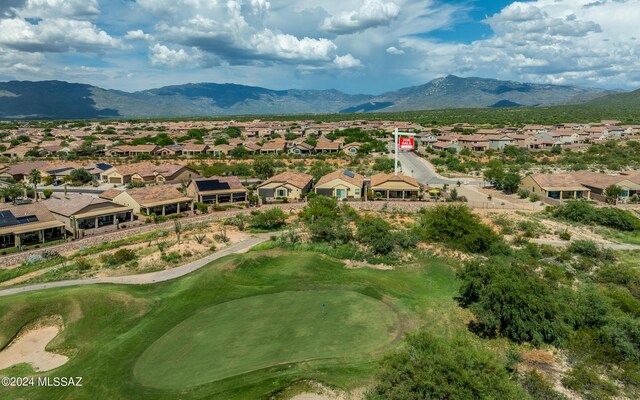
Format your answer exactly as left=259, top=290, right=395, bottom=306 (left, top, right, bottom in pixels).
left=0, top=316, right=68, bottom=372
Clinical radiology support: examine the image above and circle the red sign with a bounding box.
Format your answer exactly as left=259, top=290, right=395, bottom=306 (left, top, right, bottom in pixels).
left=399, top=137, right=414, bottom=150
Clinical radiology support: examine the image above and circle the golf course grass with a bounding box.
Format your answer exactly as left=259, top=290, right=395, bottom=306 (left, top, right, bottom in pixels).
left=134, top=290, right=400, bottom=389
left=0, top=249, right=463, bottom=399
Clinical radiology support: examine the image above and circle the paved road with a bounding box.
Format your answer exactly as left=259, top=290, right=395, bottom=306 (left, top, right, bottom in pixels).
left=397, top=151, right=482, bottom=186
left=531, top=239, right=640, bottom=250
left=0, top=232, right=279, bottom=298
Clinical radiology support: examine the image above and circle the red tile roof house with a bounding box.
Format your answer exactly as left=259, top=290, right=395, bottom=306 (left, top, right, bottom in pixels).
left=257, top=172, right=313, bottom=202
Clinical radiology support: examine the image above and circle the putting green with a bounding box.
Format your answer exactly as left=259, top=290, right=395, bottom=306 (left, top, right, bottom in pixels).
left=133, top=290, right=400, bottom=389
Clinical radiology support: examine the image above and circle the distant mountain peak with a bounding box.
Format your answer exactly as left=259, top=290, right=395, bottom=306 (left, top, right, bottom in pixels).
left=0, top=77, right=622, bottom=120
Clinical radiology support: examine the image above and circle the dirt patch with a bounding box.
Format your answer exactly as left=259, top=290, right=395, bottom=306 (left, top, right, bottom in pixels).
left=0, top=315, right=68, bottom=372
left=285, top=381, right=365, bottom=400
left=343, top=260, right=394, bottom=270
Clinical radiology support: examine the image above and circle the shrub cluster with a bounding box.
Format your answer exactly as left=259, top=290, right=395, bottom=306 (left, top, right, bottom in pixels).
left=552, top=201, right=640, bottom=231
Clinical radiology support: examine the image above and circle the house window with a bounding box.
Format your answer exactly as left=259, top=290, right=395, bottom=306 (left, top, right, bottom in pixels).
left=355, top=189, right=360, bottom=195
left=276, top=189, right=287, bottom=197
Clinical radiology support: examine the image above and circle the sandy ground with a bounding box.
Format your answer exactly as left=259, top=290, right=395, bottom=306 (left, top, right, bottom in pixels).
left=0, top=317, right=68, bottom=372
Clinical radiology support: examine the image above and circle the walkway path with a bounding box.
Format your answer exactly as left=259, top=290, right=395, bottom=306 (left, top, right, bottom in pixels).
left=0, top=232, right=279, bottom=298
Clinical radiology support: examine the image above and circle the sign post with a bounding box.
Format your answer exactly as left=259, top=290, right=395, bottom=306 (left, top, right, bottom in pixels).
left=393, top=128, right=416, bottom=175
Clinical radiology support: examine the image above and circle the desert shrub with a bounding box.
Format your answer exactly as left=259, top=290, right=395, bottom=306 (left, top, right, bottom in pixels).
left=458, top=259, right=576, bottom=346
left=552, top=201, right=640, bottom=231
left=101, top=248, right=137, bottom=267
left=417, top=204, right=506, bottom=254
left=356, top=216, right=395, bottom=255
left=568, top=240, right=615, bottom=263
left=161, top=251, right=182, bottom=264
left=366, top=332, right=528, bottom=400
left=529, top=193, right=540, bottom=202
left=562, top=364, right=619, bottom=400
left=559, top=229, right=571, bottom=240
left=24, top=254, right=44, bottom=265
left=75, top=258, right=92, bottom=271
left=520, top=370, right=568, bottom=400
left=224, top=214, right=248, bottom=231
left=42, top=189, right=53, bottom=199
left=249, top=208, right=287, bottom=229
left=517, top=189, right=530, bottom=199
left=41, top=249, right=61, bottom=259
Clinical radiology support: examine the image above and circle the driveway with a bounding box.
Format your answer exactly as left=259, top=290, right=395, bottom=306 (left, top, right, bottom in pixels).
left=0, top=232, right=278, bottom=298
left=396, top=151, right=482, bottom=186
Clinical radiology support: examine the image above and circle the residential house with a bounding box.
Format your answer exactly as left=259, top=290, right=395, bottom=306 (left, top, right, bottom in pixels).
left=0, top=161, right=49, bottom=182
left=315, top=140, right=341, bottom=153
left=370, top=173, right=423, bottom=200
left=487, top=135, right=517, bottom=150
left=43, top=194, right=134, bottom=237
left=104, top=185, right=194, bottom=215
left=520, top=174, right=591, bottom=200
left=105, top=145, right=159, bottom=157
left=458, top=136, right=490, bottom=152
left=130, top=164, right=199, bottom=185
left=0, top=203, right=66, bottom=249
left=257, top=172, right=313, bottom=202
left=287, top=142, right=314, bottom=155
left=182, top=144, right=209, bottom=158
left=187, top=176, right=248, bottom=204
left=209, top=144, right=235, bottom=157
left=314, top=169, right=364, bottom=200
left=260, top=140, right=286, bottom=154
left=572, top=171, right=640, bottom=202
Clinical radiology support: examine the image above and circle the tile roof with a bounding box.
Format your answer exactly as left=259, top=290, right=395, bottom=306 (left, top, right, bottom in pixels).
left=370, top=173, right=420, bottom=189
left=43, top=194, right=125, bottom=217
left=258, top=171, right=313, bottom=189
left=528, top=173, right=587, bottom=189
left=125, top=185, right=192, bottom=206
left=316, top=169, right=364, bottom=187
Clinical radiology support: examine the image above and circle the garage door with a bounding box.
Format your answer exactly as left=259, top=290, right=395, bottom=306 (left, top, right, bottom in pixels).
left=109, top=177, right=123, bottom=184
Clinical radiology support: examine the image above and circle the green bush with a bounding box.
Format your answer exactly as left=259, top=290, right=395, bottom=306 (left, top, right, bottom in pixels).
left=520, top=370, right=568, bottom=400
left=101, top=248, right=137, bottom=267
left=356, top=216, right=395, bottom=255
left=417, top=204, right=507, bottom=254
left=249, top=208, right=287, bottom=230
left=366, top=332, right=528, bottom=400
left=458, top=259, right=576, bottom=346
left=552, top=201, right=640, bottom=231
left=161, top=251, right=182, bottom=264
left=568, top=240, right=616, bottom=263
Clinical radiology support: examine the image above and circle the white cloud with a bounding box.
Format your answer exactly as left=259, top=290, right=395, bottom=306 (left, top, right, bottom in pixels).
left=0, top=17, right=121, bottom=52
left=125, top=30, right=154, bottom=41
left=321, top=0, right=400, bottom=34
left=399, top=0, right=640, bottom=89
left=386, top=46, right=404, bottom=55
left=149, top=44, right=198, bottom=68
left=333, top=53, right=362, bottom=68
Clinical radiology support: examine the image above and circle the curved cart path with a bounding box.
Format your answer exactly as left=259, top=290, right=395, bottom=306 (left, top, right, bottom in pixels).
left=0, top=232, right=278, bottom=298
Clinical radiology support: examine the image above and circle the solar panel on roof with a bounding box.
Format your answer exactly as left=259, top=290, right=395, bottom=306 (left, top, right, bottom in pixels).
left=195, top=180, right=231, bottom=192
left=95, top=163, right=112, bottom=171
left=0, top=210, right=19, bottom=228
left=17, top=215, right=39, bottom=224
left=344, top=170, right=355, bottom=178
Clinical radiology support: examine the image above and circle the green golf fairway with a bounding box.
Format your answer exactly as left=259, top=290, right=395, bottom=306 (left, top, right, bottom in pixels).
left=133, top=290, right=400, bottom=389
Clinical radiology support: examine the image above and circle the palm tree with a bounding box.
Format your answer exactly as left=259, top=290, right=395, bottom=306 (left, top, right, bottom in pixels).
left=28, top=169, right=42, bottom=202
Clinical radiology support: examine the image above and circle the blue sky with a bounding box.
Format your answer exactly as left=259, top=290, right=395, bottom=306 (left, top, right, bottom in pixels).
left=0, top=0, right=639, bottom=94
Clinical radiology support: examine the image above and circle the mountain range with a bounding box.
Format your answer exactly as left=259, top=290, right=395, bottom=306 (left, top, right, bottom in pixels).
left=0, top=75, right=628, bottom=120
